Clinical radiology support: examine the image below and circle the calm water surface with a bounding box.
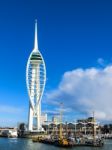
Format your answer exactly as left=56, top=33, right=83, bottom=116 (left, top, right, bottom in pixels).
left=0, top=138, right=112, bottom=150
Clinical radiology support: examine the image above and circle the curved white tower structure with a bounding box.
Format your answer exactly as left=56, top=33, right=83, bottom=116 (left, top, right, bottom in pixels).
left=26, top=20, right=46, bottom=131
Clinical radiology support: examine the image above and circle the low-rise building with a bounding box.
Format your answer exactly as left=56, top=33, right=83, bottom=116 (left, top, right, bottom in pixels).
left=40, top=113, right=47, bottom=125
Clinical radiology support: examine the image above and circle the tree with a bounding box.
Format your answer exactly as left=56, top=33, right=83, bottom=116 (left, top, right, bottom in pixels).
left=18, top=123, right=26, bottom=137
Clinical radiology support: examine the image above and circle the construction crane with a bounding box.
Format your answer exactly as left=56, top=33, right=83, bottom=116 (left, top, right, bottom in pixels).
left=93, top=111, right=96, bottom=143
left=59, top=102, right=63, bottom=139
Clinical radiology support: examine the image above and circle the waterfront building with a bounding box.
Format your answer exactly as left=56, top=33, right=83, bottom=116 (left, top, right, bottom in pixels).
left=40, top=113, right=47, bottom=125
left=0, top=128, right=18, bottom=138
left=43, top=117, right=100, bottom=136
left=26, top=20, right=46, bottom=131
left=52, top=116, right=60, bottom=124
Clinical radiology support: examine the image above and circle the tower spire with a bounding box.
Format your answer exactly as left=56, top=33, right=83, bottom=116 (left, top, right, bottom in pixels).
left=34, top=19, right=38, bottom=51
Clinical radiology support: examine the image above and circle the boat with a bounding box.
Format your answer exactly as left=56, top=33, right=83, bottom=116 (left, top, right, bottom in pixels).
left=54, top=138, right=74, bottom=147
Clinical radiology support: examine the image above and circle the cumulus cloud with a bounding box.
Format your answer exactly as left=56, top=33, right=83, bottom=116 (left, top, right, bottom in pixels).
left=45, top=65, right=112, bottom=122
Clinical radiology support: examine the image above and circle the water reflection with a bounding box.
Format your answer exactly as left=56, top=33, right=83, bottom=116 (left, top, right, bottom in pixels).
left=0, top=138, right=112, bottom=150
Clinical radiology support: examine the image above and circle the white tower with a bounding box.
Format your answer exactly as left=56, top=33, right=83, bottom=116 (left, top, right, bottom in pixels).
left=26, top=20, right=46, bottom=131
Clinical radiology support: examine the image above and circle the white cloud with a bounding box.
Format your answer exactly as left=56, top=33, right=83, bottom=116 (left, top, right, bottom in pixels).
left=0, top=105, right=26, bottom=127
left=45, top=65, right=112, bottom=122
left=0, top=105, right=24, bottom=114
left=97, top=58, right=105, bottom=66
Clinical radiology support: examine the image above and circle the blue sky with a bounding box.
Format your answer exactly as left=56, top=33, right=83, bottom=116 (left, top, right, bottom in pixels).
left=0, top=0, right=112, bottom=126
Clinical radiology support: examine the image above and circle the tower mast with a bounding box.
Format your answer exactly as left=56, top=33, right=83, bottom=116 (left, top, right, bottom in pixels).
left=34, top=19, right=38, bottom=51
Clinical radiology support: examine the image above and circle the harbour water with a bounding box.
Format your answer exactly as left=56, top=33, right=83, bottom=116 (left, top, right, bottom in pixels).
left=0, top=138, right=112, bottom=150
